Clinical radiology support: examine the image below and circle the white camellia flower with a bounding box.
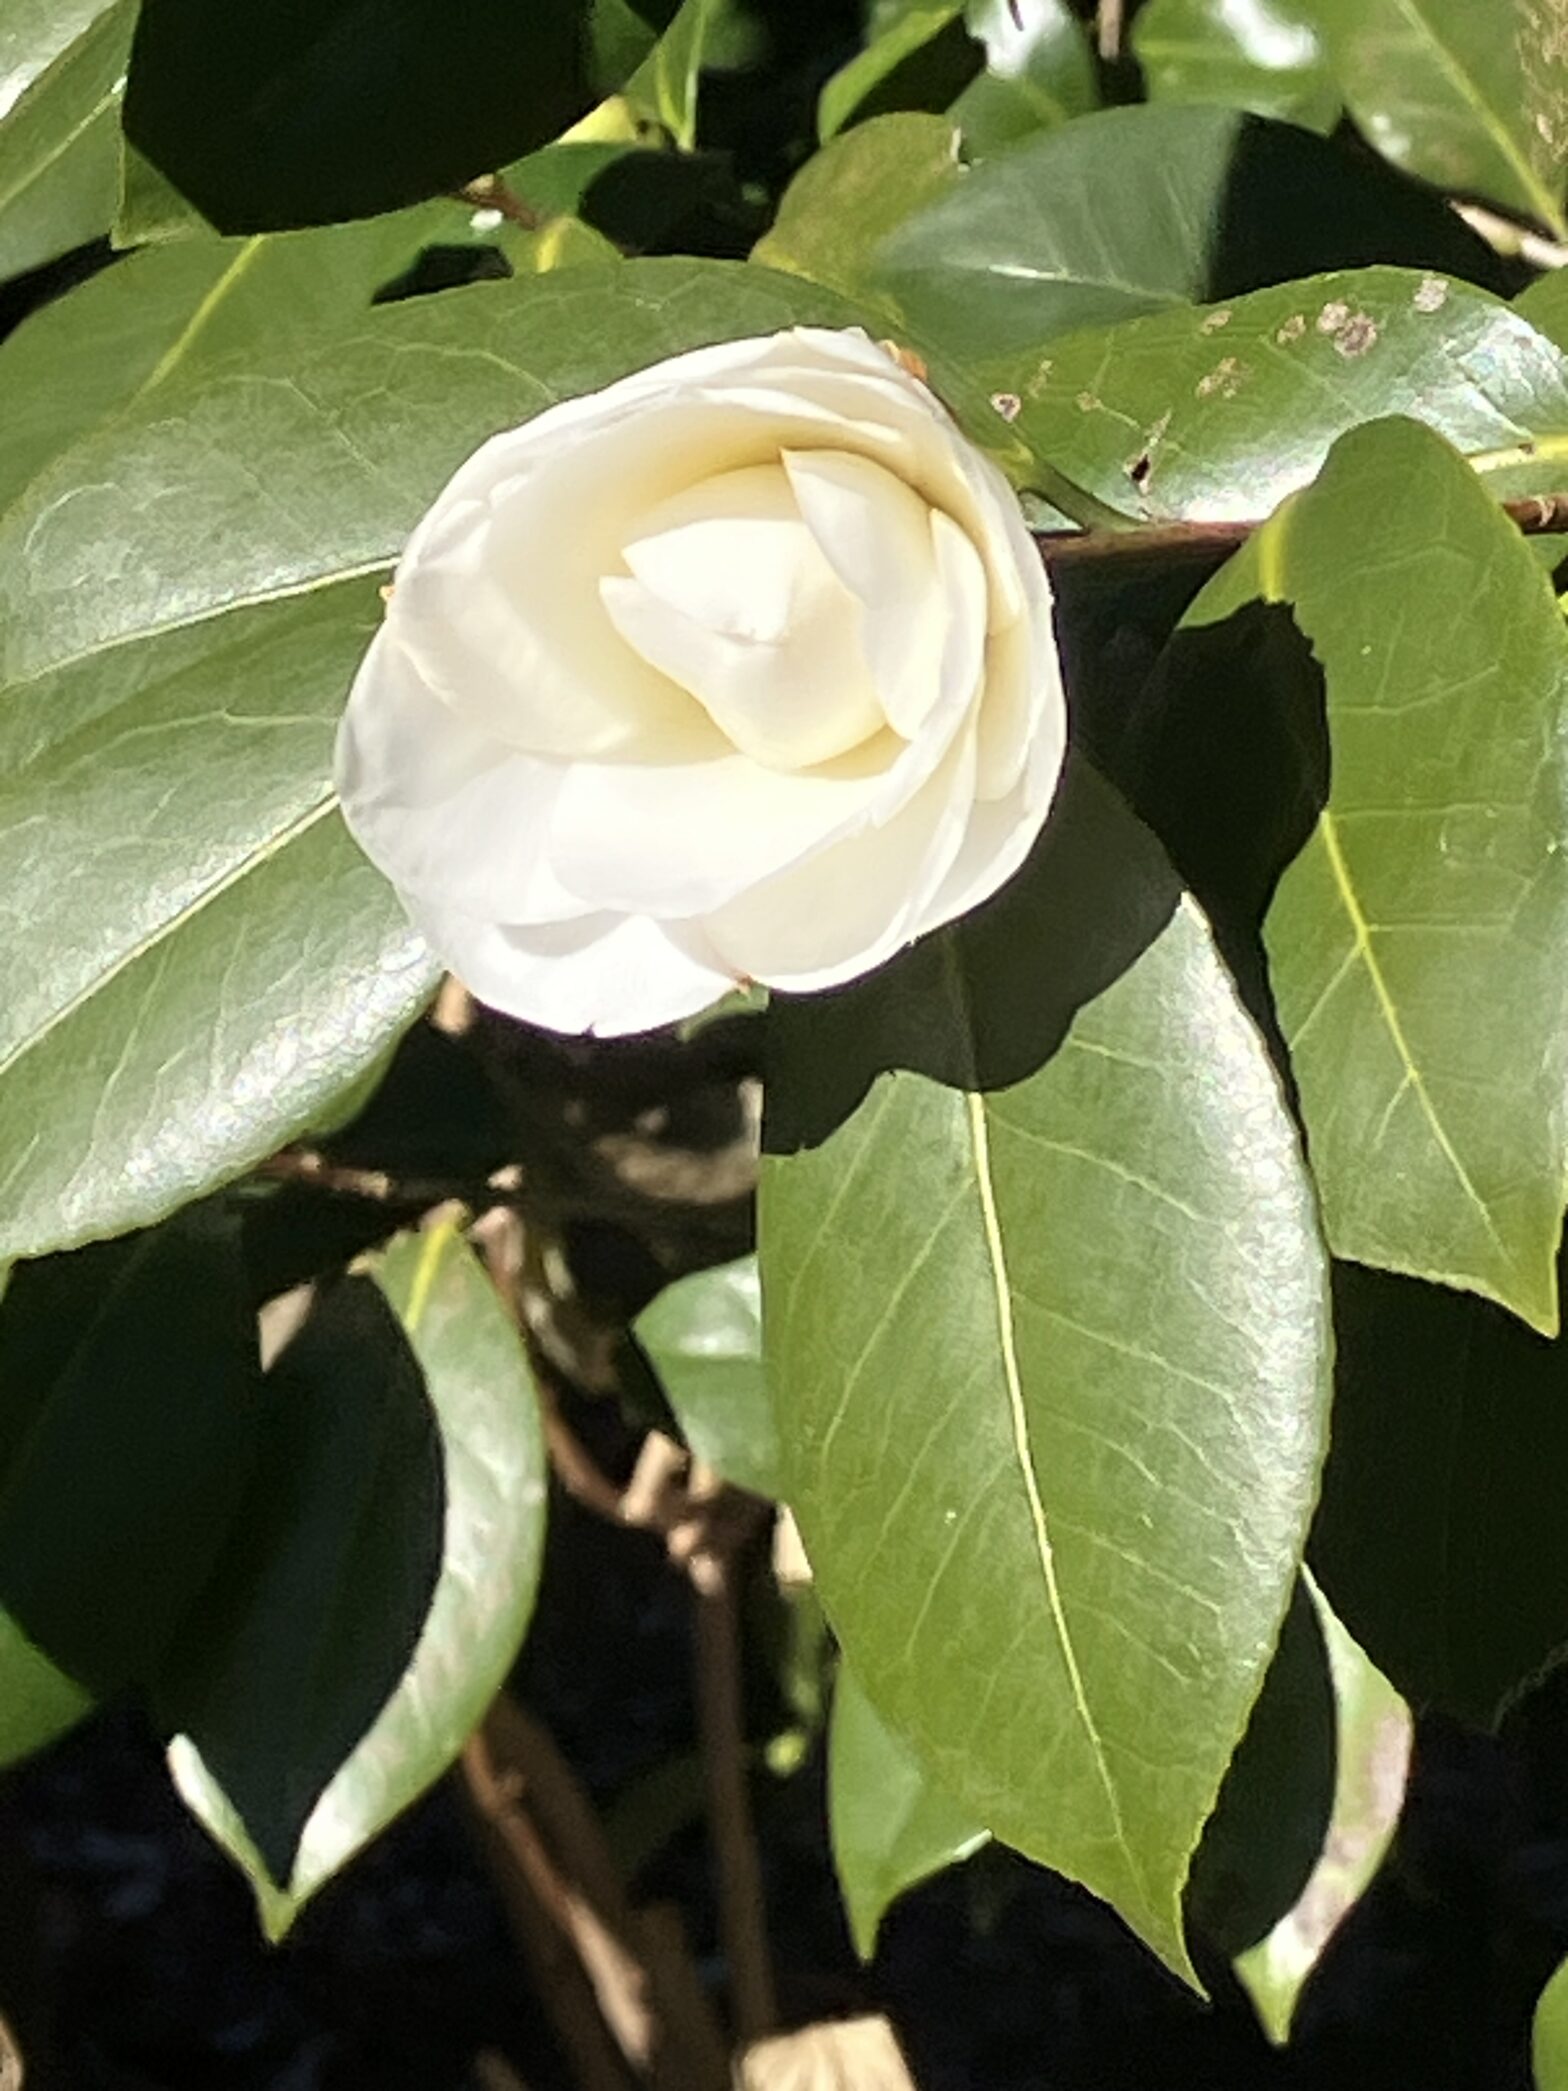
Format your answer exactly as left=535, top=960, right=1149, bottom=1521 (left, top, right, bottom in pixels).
left=335, top=326, right=1067, bottom=1036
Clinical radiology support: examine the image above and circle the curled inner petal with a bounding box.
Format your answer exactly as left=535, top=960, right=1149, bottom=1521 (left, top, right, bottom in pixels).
left=604, top=463, right=889, bottom=770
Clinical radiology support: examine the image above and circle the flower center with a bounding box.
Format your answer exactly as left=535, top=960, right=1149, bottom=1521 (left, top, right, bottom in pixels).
left=598, top=460, right=891, bottom=771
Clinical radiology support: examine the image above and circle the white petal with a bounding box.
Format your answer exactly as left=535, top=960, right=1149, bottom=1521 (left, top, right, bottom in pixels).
left=546, top=735, right=900, bottom=916
left=781, top=448, right=947, bottom=738
left=600, top=573, right=885, bottom=772
left=407, top=899, right=736, bottom=1037
left=703, top=730, right=979, bottom=992
left=918, top=759, right=1063, bottom=938
left=334, top=628, right=588, bottom=922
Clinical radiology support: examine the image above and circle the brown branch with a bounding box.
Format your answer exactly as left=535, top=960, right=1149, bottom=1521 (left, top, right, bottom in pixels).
left=462, top=1698, right=731, bottom=2091
left=1035, top=490, right=1568, bottom=569
left=693, top=1556, right=778, bottom=2044
left=459, top=174, right=545, bottom=233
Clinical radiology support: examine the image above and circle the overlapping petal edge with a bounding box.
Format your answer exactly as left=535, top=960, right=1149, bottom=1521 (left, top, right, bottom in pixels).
left=336, top=328, right=1067, bottom=1036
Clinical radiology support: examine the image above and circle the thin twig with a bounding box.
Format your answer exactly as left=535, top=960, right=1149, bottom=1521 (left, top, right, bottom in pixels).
left=693, top=1554, right=778, bottom=2044
left=1097, top=0, right=1124, bottom=60
left=1035, top=490, right=1568, bottom=568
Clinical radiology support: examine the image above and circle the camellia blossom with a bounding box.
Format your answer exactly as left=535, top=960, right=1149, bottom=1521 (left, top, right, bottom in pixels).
left=335, top=326, right=1067, bottom=1036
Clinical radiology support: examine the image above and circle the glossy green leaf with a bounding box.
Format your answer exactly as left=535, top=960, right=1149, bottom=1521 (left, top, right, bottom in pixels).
left=635, top=1256, right=780, bottom=1497
left=0, top=0, right=133, bottom=282
left=0, top=203, right=480, bottom=510
left=1536, top=1953, right=1568, bottom=2091
left=1198, top=419, right=1568, bottom=1330
left=752, top=112, right=962, bottom=311
left=172, top=1224, right=547, bottom=1937
left=0, top=260, right=874, bottom=1263
left=1304, top=0, right=1568, bottom=238
left=868, top=105, right=1505, bottom=379
left=121, top=0, right=597, bottom=232
left=762, top=761, right=1332, bottom=1982
left=1132, top=0, right=1339, bottom=133
left=1312, top=1260, right=1568, bottom=1724
left=1234, top=1578, right=1410, bottom=2045
left=829, top=1663, right=988, bottom=1959
left=951, top=0, right=1097, bottom=156
left=819, top=4, right=969, bottom=140
left=0, top=1209, right=261, bottom=1697
left=1012, top=268, right=1568, bottom=524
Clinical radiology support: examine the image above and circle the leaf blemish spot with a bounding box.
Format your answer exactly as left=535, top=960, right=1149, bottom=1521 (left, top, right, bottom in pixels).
left=1317, top=300, right=1351, bottom=335
left=1414, top=275, right=1449, bottom=313
left=1200, top=309, right=1232, bottom=333
left=1076, top=391, right=1102, bottom=413
left=1333, top=314, right=1379, bottom=358
left=1196, top=357, right=1245, bottom=400
left=1276, top=314, right=1307, bottom=345
left=991, top=391, right=1022, bottom=422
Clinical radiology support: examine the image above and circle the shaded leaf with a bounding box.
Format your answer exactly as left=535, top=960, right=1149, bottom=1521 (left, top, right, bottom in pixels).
left=1234, top=1578, right=1410, bottom=2045
left=829, top=1662, right=988, bottom=1959
left=1312, top=1257, right=1568, bottom=1724
left=0, top=0, right=133, bottom=283
left=1304, top=0, right=1568, bottom=238
left=636, top=1256, right=780, bottom=1496
left=159, top=1271, right=443, bottom=1893
left=0, top=1208, right=261, bottom=1697
left=869, top=105, right=1506, bottom=379
left=1012, top=267, right=1568, bottom=524
left=122, top=0, right=597, bottom=232
left=1196, top=418, right=1568, bottom=1330
left=818, top=5, right=971, bottom=141
left=1132, top=0, right=1339, bottom=133
left=1185, top=1582, right=1336, bottom=1960
left=0, top=260, right=878, bottom=1262
left=624, top=0, right=719, bottom=149
left=762, top=760, right=1331, bottom=1981
left=172, top=1224, right=548, bottom=1934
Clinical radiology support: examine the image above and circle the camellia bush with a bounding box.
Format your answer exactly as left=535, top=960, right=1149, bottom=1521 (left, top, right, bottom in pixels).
left=8, top=0, right=1568, bottom=2079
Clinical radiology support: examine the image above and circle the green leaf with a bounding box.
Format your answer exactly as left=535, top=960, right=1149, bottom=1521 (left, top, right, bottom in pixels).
left=818, top=4, right=969, bottom=141
left=635, top=1256, right=780, bottom=1497
left=1233, top=1578, right=1410, bottom=2046
left=0, top=204, right=483, bottom=511
left=1536, top=1953, right=1568, bottom=2091
left=0, top=259, right=873, bottom=1262
left=1010, top=267, right=1568, bottom=523
left=0, top=0, right=134, bottom=283
left=752, top=112, right=963, bottom=311
left=1515, top=265, right=1568, bottom=351
left=867, top=105, right=1506, bottom=381
left=0, top=1208, right=262, bottom=1697
left=950, top=0, right=1097, bottom=156
left=1199, top=419, right=1568, bottom=1330
left=1132, top=0, right=1339, bottom=133
left=829, top=1662, right=988, bottom=1959
left=1303, top=0, right=1568, bottom=239
left=761, top=760, right=1332, bottom=1983
left=171, top=1224, right=547, bottom=1936
left=0, top=1611, right=89, bottom=1768
left=121, top=0, right=598, bottom=232
left=624, top=0, right=719, bottom=149
left=1312, top=1260, right=1568, bottom=1723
